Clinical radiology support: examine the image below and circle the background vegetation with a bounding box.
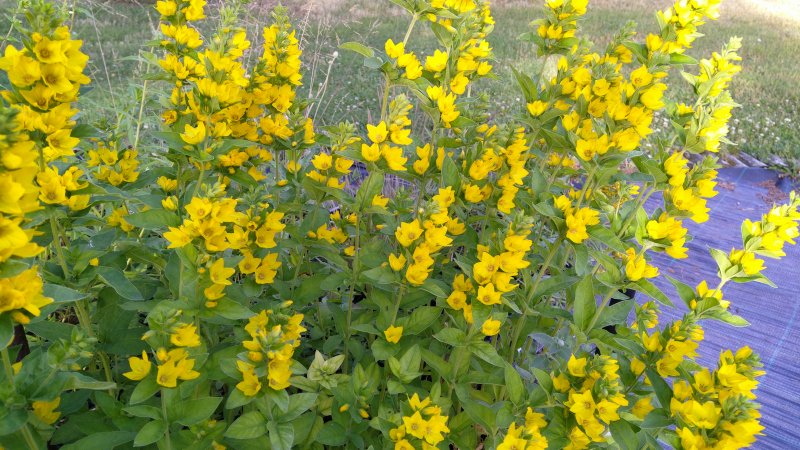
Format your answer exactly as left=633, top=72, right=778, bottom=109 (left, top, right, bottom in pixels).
left=2, top=0, right=798, bottom=171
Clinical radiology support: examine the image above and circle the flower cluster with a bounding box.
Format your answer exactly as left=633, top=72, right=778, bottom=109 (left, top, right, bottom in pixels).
left=497, top=408, right=549, bottom=450
left=673, top=348, right=764, bottom=449
left=85, top=141, right=140, bottom=186
left=553, top=354, right=629, bottom=449
left=0, top=3, right=89, bottom=212
left=237, top=308, right=305, bottom=393
left=391, top=394, right=450, bottom=449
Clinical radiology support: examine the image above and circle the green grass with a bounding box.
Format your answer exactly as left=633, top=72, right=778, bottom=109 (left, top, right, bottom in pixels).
left=1, top=0, right=798, bottom=172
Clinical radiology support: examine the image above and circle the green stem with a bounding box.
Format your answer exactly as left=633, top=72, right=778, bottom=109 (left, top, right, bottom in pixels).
left=585, top=287, right=618, bottom=332
left=390, top=283, right=407, bottom=325
left=507, top=237, right=564, bottom=363
left=161, top=389, right=173, bottom=450
left=49, top=214, right=70, bottom=278
left=343, top=216, right=362, bottom=373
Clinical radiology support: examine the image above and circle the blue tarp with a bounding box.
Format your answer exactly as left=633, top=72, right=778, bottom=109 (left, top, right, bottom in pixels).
left=644, top=168, right=799, bottom=449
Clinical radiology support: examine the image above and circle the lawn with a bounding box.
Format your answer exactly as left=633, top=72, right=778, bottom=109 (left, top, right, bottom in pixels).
left=1, top=0, right=798, bottom=173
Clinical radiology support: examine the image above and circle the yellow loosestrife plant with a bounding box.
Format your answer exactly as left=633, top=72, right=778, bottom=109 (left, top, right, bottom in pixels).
left=0, top=0, right=798, bottom=449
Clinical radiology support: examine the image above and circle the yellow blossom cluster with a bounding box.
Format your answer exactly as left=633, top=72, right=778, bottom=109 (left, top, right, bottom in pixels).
left=535, top=0, right=589, bottom=51
left=0, top=268, right=53, bottom=325
left=552, top=354, right=630, bottom=449
left=635, top=319, right=702, bottom=379
left=123, top=347, right=201, bottom=388
left=497, top=408, right=549, bottom=450
left=164, top=196, right=286, bottom=303
left=390, top=394, right=450, bottom=449
left=390, top=186, right=462, bottom=287
left=85, top=141, right=140, bottom=186
left=673, top=347, right=764, bottom=450
left=237, top=308, right=305, bottom=393
left=0, top=12, right=90, bottom=212
left=650, top=0, right=722, bottom=55
left=555, top=192, right=599, bottom=244
left=0, top=107, right=42, bottom=264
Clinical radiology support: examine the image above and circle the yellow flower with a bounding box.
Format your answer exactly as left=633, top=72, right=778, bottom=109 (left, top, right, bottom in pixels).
left=157, top=176, right=178, bottom=191
left=32, top=397, right=61, bottom=425
left=476, top=283, right=502, bottom=306
left=209, top=259, right=235, bottom=286
left=425, top=49, right=448, bottom=72
left=395, top=220, right=423, bottom=247
left=361, top=143, right=381, bottom=162
left=180, top=121, right=206, bottom=145
left=624, top=248, right=659, bottom=281
left=568, top=389, right=596, bottom=421
left=567, top=354, right=587, bottom=377
left=155, top=0, right=178, bottom=16
left=367, top=122, right=388, bottom=144
left=481, top=318, right=501, bottom=336
left=236, top=360, right=261, bottom=396
left=170, top=323, right=201, bottom=347
left=254, top=253, right=282, bottom=284
left=123, top=351, right=152, bottom=381
left=527, top=100, right=547, bottom=117
left=384, top=325, right=403, bottom=344
left=389, top=253, right=406, bottom=271
left=385, top=39, right=405, bottom=59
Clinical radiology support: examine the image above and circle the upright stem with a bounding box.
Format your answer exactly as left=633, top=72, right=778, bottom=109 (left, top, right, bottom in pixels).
left=343, top=216, right=362, bottom=373
left=586, top=288, right=617, bottom=332
left=50, top=212, right=114, bottom=389
left=161, top=389, right=173, bottom=450
left=507, top=236, right=564, bottom=363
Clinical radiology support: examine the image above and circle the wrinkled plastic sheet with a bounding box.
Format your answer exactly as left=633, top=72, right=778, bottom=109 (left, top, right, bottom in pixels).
left=641, top=168, right=800, bottom=450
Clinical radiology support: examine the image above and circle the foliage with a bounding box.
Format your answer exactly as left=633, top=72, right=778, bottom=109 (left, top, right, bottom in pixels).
left=0, top=0, right=799, bottom=449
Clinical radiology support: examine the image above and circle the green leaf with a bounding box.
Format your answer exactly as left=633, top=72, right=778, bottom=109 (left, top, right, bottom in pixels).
left=646, top=368, right=673, bottom=408
left=709, top=248, right=732, bottom=274
left=226, top=411, right=268, bottom=439
left=469, top=341, right=504, bottom=368
left=595, top=300, right=634, bottom=330
left=280, top=393, right=318, bottom=422
left=402, top=306, right=441, bottom=335
left=573, top=277, right=595, bottom=331
left=640, top=410, right=673, bottom=429
left=339, top=42, right=375, bottom=58
left=97, top=267, right=143, bottom=301
left=703, top=308, right=750, bottom=327
left=315, top=422, right=347, bottom=446
left=433, top=328, right=466, bottom=347
left=419, top=279, right=448, bottom=298
left=0, top=314, right=12, bottom=350
left=0, top=260, right=30, bottom=278
left=632, top=279, right=673, bottom=307
left=610, top=419, right=639, bottom=450
left=63, top=373, right=116, bottom=391
left=133, top=420, right=166, bottom=447
left=125, top=209, right=180, bottom=230
left=173, top=397, right=221, bottom=426
left=268, top=421, right=295, bottom=450
left=213, top=298, right=254, bottom=320
left=504, top=364, right=525, bottom=405
left=441, top=154, right=461, bottom=191
left=43, top=284, right=88, bottom=303
left=669, top=53, right=698, bottom=65
left=61, top=431, right=136, bottom=450
left=129, top=376, right=160, bottom=405
left=354, top=170, right=385, bottom=212
left=122, top=405, right=162, bottom=420
left=667, top=275, right=696, bottom=308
